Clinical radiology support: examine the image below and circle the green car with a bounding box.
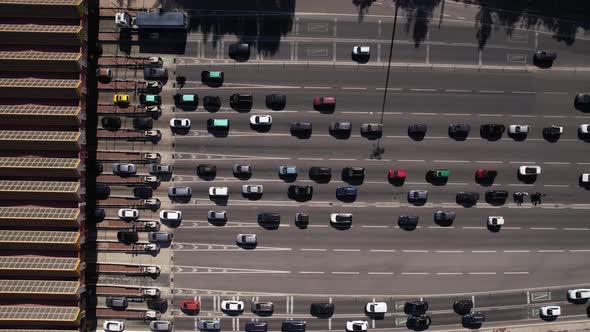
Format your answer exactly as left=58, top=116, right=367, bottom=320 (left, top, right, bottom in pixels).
left=201, top=70, right=224, bottom=85
left=207, top=118, right=229, bottom=130
left=140, top=94, right=161, bottom=106
left=426, top=169, right=449, bottom=182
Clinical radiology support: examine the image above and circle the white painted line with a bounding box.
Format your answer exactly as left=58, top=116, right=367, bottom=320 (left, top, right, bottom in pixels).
left=504, top=272, right=529, bottom=275
left=333, top=249, right=361, bottom=252
left=436, top=272, right=463, bottom=275
left=542, top=92, right=568, bottom=95
left=478, top=113, right=503, bottom=117
left=457, top=16, right=467, bottom=20
left=502, top=227, right=522, bottom=230
left=341, top=87, right=367, bottom=90
left=445, top=89, right=472, bottom=93
left=411, top=112, right=437, bottom=115
left=569, top=249, right=590, bottom=252
left=410, top=88, right=437, bottom=92
left=543, top=115, right=567, bottom=118
left=508, top=183, right=534, bottom=186
left=530, top=227, right=556, bottom=230
left=332, top=272, right=360, bottom=275
left=328, top=158, right=357, bottom=161
left=434, top=160, right=470, bottom=163
left=397, top=159, right=425, bottom=162
left=544, top=184, right=569, bottom=187
left=368, top=272, right=394, bottom=275
left=303, top=86, right=332, bottom=89
left=402, top=272, right=429, bottom=275
left=443, top=113, right=468, bottom=116
left=503, top=250, right=531, bottom=253
left=510, top=114, right=535, bottom=118
left=563, top=228, right=590, bottom=231
left=469, top=272, right=496, bottom=275
left=537, top=250, right=565, bottom=253
left=402, top=250, right=429, bottom=253
left=479, top=90, right=504, bottom=93
left=298, top=158, right=324, bottom=160
left=362, top=225, right=389, bottom=228
left=512, top=91, right=536, bottom=94
left=299, top=271, right=324, bottom=274
left=509, top=161, right=536, bottom=164
left=376, top=87, right=404, bottom=91
left=300, top=248, right=326, bottom=251
left=544, top=162, right=570, bottom=165
left=462, top=227, right=486, bottom=230
left=472, top=250, right=497, bottom=253
left=476, top=160, right=503, bottom=164
left=370, top=249, right=396, bottom=253
left=435, top=250, right=464, bottom=253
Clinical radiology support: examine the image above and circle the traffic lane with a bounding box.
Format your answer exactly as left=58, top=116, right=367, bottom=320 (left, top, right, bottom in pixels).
left=173, top=222, right=590, bottom=252
left=172, top=253, right=588, bottom=295
left=537, top=33, right=590, bottom=67
left=172, top=155, right=588, bottom=186
left=177, top=63, right=590, bottom=93
left=173, top=134, right=590, bottom=165
left=174, top=108, right=587, bottom=140
left=173, top=88, right=581, bottom=119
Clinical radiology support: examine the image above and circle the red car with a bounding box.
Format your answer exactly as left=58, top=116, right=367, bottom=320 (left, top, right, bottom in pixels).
left=475, top=169, right=497, bottom=181
left=180, top=300, right=200, bottom=314
left=388, top=169, right=407, bottom=181
left=313, top=97, right=336, bottom=111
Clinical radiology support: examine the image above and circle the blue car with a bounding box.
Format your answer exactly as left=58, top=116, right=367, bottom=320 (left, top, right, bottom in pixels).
left=336, top=186, right=357, bottom=199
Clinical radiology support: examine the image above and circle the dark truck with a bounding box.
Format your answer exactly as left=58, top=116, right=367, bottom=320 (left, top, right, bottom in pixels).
left=116, top=9, right=188, bottom=30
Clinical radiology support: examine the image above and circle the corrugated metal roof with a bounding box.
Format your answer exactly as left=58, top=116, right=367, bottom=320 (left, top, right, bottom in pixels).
left=0, top=24, right=81, bottom=33
left=0, top=157, right=80, bottom=169
left=0, top=131, right=80, bottom=142
left=0, top=280, right=79, bottom=295
left=0, top=78, right=79, bottom=88
left=0, top=207, right=79, bottom=221
left=0, top=230, right=79, bottom=244
left=0, top=51, right=80, bottom=61
left=0, top=306, right=80, bottom=321
left=0, top=257, right=79, bottom=271
left=0, top=105, right=80, bottom=116
left=0, top=180, right=79, bottom=193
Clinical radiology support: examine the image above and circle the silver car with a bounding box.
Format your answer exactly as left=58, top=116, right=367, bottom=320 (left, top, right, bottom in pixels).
left=208, top=210, right=227, bottom=222
left=408, top=190, right=428, bottom=203
left=168, top=186, right=192, bottom=198
left=242, top=185, right=263, bottom=194
left=112, top=163, right=136, bottom=175
left=236, top=233, right=257, bottom=246
left=197, top=319, right=220, bottom=331
left=233, top=164, right=252, bottom=176
left=148, top=231, right=173, bottom=242
left=279, top=166, right=297, bottom=176
left=150, top=320, right=172, bottom=332
left=149, top=164, right=174, bottom=175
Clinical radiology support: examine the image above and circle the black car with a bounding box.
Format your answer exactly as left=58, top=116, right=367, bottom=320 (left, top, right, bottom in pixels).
left=329, top=121, right=352, bottom=136
left=134, top=186, right=153, bottom=198
left=197, top=164, right=217, bottom=178
left=291, top=122, right=312, bottom=137
left=230, top=93, right=253, bottom=111
left=406, top=315, right=431, bottom=330
left=533, top=50, right=557, bottom=62
left=575, top=93, right=590, bottom=112
left=342, top=167, right=365, bottom=180
left=453, top=299, right=473, bottom=315
left=251, top=301, right=274, bottom=316
left=95, top=208, right=106, bottom=221
left=281, top=320, right=306, bottom=332
left=462, top=312, right=485, bottom=327
left=456, top=191, right=479, bottom=205
left=408, top=123, right=427, bottom=140
left=480, top=123, right=505, bottom=140
left=404, top=301, right=429, bottom=316
left=398, top=215, right=419, bottom=229
left=106, top=297, right=128, bottom=310
left=309, top=167, right=331, bottom=181
left=203, top=95, right=221, bottom=111
left=485, top=190, right=508, bottom=204
left=133, top=117, right=153, bottom=130
left=174, top=93, right=199, bottom=107
left=288, top=185, right=313, bottom=200
left=295, top=213, right=309, bottom=228
left=258, top=213, right=280, bottom=226
left=144, top=67, right=168, bottom=81
left=96, top=184, right=111, bottom=199
left=434, top=211, right=456, bottom=224
left=360, top=123, right=383, bottom=140
left=117, top=231, right=138, bottom=244
left=101, top=116, right=121, bottom=130
left=448, top=123, right=471, bottom=139
left=229, top=42, right=250, bottom=61
left=245, top=321, right=268, bottom=332
left=139, top=94, right=162, bottom=106
left=94, top=161, right=104, bottom=174
left=266, top=94, right=287, bottom=110
left=310, top=303, right=334, bottom=318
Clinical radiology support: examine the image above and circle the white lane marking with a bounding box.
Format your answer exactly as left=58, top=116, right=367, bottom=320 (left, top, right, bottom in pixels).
left=472, top=250, right=497, bottom=253
left=436, top=272, right=463, bottom=275
left=435, top=250, right=464, bottom=253
left=299, top=271, right=324, bottom=274
left=544, top=162, right=571, bottom=165
left=402, top=272, right=429, bottom=275
left=370, top=249, right=396, bottom=253
left=512, top=91, right=536, bottom=94
left=502, top=227, right=522, bottom=230
left=332, top=272, right=360, bottom=275
left=538, top=250, right=565, bottom=253
left=504, top=272, right=529, bottom=275
left=410, top=88, right=437, bottom=92
left=300, top=248, right=326, bottom=251
left=530, top=227, right=556, bottom=230
left=410, top=112, right=437, bottom=115
left=303, top=86, right=332, bottom=89
left=445, top=89, right=472, bottom=93
left=368, top=272, right=394, bottom=275
left=457, top=16, right=467, bottom=20
left=328, top=158, right=356, bottom=161
left=476, top=160, right=503, bottom=164
left=544, top=184, right=569, bottom=187
left=510, top=114, right=535, bottom=118
left=509, top=161, right=537, bottom=164
left=376, top=88, right=404, bottom=91
left=479, top=113, right=503, bottom=116
left=333, top=249, right=361, bottom=252
left=543, top=115, right=567, bottom=118
left=569, top=249, right=590, bottom=252
left=298, top=158, right=323, bottom=160
left=469, top=272, right=496, bottom=275
left=397, top=159, right=425, bottom=162
left=443, top=113, right=468, bottom=116
left=341, top=87, right=367, bottom=90
left=503, top=250, right=531, bottom=253
left=434, top=160, right=470, bottom=163
left=402, top=250, right=429, bottom=253
left=564, top=228, right=590, bottom=231
left=479, top=90, right=504, bottom=93
left=362, top=225, right=389, bottom=228
left=543, top=92, right=568, bottom=95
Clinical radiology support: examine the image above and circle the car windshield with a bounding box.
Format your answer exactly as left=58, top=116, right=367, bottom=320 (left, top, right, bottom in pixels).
left=214, top=119, right=228, bottom=126
left=210, top=71, right=222, bottom=78
left=336, top=216, right=349, bottom=222
left=147, top=95, right=155, bottom=101
left=183, top=95, right=194, bottom=101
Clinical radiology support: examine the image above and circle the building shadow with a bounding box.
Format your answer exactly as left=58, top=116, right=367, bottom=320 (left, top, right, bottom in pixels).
left=160, top=0, right=295, bottom=56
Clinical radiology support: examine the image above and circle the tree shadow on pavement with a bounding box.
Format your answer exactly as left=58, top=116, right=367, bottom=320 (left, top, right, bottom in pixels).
left=158, top=0, right=295, bottom=56
left=397, top=0, right=442, bottom=47
left=352, top=0, right=377, bottom=23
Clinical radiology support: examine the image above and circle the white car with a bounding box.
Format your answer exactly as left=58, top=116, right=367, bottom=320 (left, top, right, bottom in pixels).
left=567, top=288, right=590, bottom=300
left=170, top=118, right=191, bottom=129
left=279, top=166, right=297, bottom=176
left=118, top=208, right=139, bottom=220
left=365, top=301, right=387, bottom=314
left=159, top=210, right=182, bottom=222
left=518, top=165, right=541, bottom=176
left=209, top=186, right=229, bottom=197
left=112, top=163, right=136, bottom=175
left=236, top=234, right=257, bottom=246
left=487, top=216, right=504, bottom=226
left=330, top=213, right=352, bottom=225
left=352, top=46, right=370, bottom=56
left=103, top=320, right=125, bottom=332
left=346, top=320, right=368, bottom=332
left=221, top=300, right=244, bottom=314
left=250, top=115, right=272, bottom=126
left=540, top=305, right=561, bottom=318
left=580, top=173, right=590, bottom=186
left=508, top=125, right=530, bottom=135
left=242, top=185, right=263, bottom=194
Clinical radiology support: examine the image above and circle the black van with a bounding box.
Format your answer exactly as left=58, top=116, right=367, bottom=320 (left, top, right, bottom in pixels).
left=245, top=321, right=267, bottom=332
left=281, top=320, right=306, bottom=332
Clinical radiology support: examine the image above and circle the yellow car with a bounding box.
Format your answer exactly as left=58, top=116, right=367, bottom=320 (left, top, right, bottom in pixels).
left=113, top=94, right=130, bottom=106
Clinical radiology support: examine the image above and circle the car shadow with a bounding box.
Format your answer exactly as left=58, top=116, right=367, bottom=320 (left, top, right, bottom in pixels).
left=171, top=128, right=191, bottom=136
left=434, top=219, right=453, bottom=227
left=456, top=199, right=477, bottom=208
left=329, top=130, right=351, bottom=140
left=449, top=133, right=469, bottom=141
left=567, top=298, right=589, bottom=305
left=242, top=193, right=263, bottom=201
left=209, top=196, right=228, bottom=206
left=161, top=220, right=181, bottom=229
left=539, top=315, right=558, bottom=322
left=198, top=174, right=216, bottom=181
left=487, top=224, right=502, bottom=233
left=388, top=178, right=405, bottom=187
left=314, top=105, right=335, bottom=114
left=279, top=174, right=297, bottom=183
left=250, top=124, right=271, bottom=133
left=475, top=176, right=495, bottom=187
left=208, top=219, right=227, bottom=227
left=236, top=242, right=257, bottom=250
left=175, top=105, right=198, bottom=112
left=426, top=177, right=448, bottom=186
left=408, top=199, right=427, bottom=207
left=342, top=177, right=364, bottom=186
left=365, top=312, right=385, bottom=320
left=169, top=196, right=191, bottom=204
left=352, top=53, right=370, bottom=63
left=517, top=173, right=537, bottom=184
left=533, top=58, right=554, bottom=69
left=507, top=132, right=527, bottom=141
left=542, top=131, right=561, bottom=143
left=207, top=128, right=229, bottom=138
left=331, top=223, right=352, bottom=231
left=398, top=223, right=418, bottom=231
left=461, top=322, right=483, bottom=330
left=310, top=176, right=331, bottom=184
left=258, top=221, right=280, bottom=230
left=234, top=173, right=252, bottom=181
left=291, top=131, right=312, bottom=139
left=577, top=132, right=590, bottom=142
left=408, top=132, right=426, bottom=141
left=336, top=195, right=357, bottom=203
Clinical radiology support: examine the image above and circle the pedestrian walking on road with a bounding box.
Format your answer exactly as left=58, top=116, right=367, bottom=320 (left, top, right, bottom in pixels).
left=514, top=192, right=523, bottom=206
